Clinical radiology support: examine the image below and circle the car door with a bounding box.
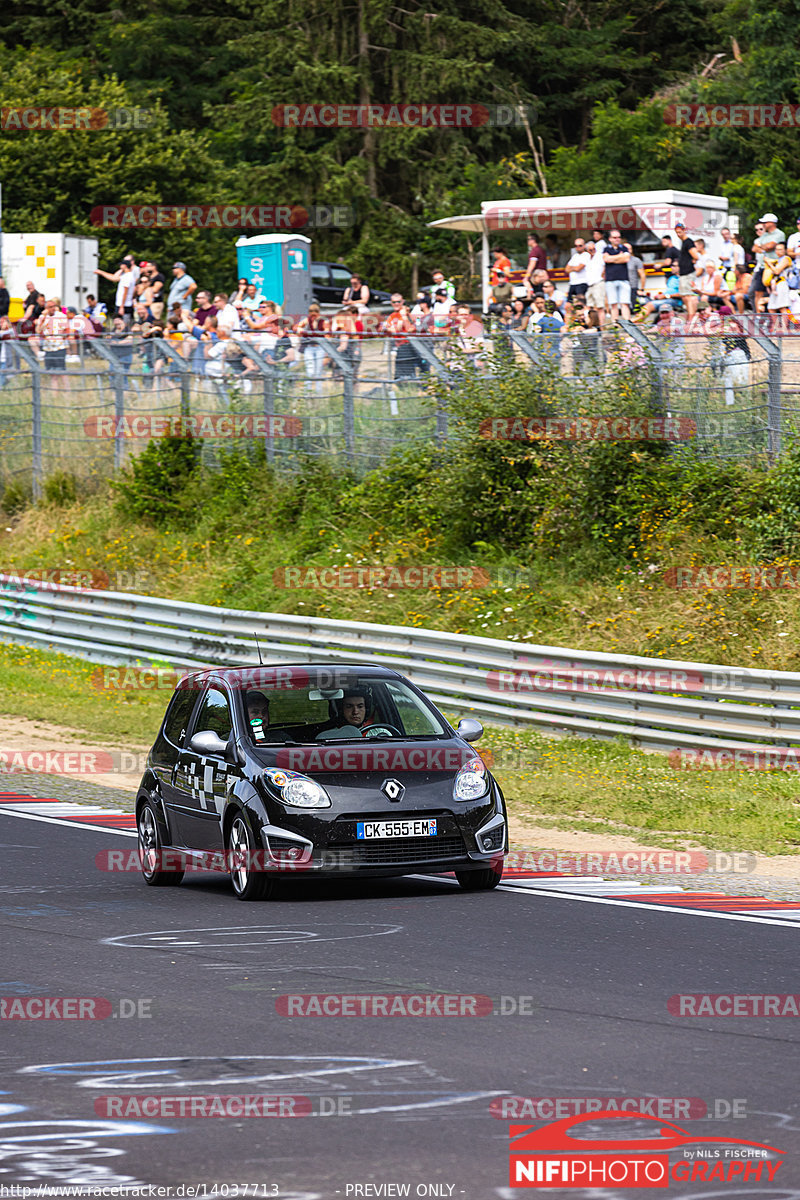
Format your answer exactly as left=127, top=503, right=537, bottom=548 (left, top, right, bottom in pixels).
left=151, top=685, right=202, bottom=843
left=172, top=685, right=234, bottom=849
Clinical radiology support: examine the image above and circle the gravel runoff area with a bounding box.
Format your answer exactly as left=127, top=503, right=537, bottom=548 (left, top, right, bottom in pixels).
left=1, top=715, right=798, bottom=904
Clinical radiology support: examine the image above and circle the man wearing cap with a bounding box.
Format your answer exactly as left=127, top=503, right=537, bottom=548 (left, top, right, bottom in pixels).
left=751, top=212, right=785, bottom=312
left=432, top=288, right=453, bottom=332
left=167, top=262, right=196, bottom=311
left=673, top=222, right=700, bottom=318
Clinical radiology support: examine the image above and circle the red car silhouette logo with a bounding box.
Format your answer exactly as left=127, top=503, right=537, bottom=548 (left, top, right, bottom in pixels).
left=511, top=1110, right=781, bottom=1154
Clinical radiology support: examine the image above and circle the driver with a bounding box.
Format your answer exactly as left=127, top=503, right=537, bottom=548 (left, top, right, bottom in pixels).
left=341, top=690, right=367, bottom=729
left=245, top=690, right=270, bottom=726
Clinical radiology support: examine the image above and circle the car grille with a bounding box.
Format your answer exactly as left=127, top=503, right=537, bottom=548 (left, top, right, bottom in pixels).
left=331, top=834, right=466, bottom=866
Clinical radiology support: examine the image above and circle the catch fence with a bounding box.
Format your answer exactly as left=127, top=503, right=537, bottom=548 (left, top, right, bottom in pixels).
left=0, top=321, right=793, bottom=498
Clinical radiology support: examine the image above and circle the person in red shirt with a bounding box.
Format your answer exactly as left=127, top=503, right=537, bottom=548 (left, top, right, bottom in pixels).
left=381, top=293, right=416, bottom=379
left=523, top=235, right=548, bottom=295
left=490, top=247, right=512, bottom=286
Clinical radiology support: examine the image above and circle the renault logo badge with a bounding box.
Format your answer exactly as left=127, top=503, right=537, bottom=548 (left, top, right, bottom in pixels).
left=382, top=778, right=405, bottom=802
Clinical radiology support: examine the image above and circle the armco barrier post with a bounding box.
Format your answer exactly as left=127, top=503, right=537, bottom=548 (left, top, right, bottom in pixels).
left=13, top=341, right=43, bottom=499
left=753, top=332, right=782, bottom=462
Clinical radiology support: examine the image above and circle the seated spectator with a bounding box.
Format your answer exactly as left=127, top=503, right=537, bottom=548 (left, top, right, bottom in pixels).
left=264, top=317, right=296, bottom=368
left=66, top=307, right=93, bottom=358
left=133, top=300, right=152, bottom=325
left=635, top=265, right=683, bottom=323
left=213, top=292, right=240, bottom=334
left=693, top=259, right=725, bottom=300
left=527, top=268, right=549, bottom=298
left=493, top=304, right=516, bottom=361
left=488, top=271, right=514, bottom=315
left=432, top=288, right=453, bottom=333
left=84, top=295, right=107, bottom=331
left=526, top=295, right=564, bottom=331
left=192, top=290, right=218, bottom=325
left=450, top=305, right=485, bottom=369
left=542, top=279, right=567, bottom=316
left=510, top=297, right=530, bottom=329
left=342, top=274, right=370, bottom=311
left=733, top=265, right=753, bottom=314
left=381, top=294, right=417, bottom=379
left=412, top=297, right=435, bottom=336
left=242, top=282, right=265, bottom=312
left=427, top=270, right=455, bottom=303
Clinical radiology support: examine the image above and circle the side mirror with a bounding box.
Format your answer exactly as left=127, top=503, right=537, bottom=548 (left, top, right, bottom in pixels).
left=456, top=717, right=483, bottom=743
left=190, top=730, right=229, bottom=758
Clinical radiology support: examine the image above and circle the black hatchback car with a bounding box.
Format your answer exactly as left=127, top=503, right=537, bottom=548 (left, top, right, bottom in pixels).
left=135, top=664, right=508, bottom=900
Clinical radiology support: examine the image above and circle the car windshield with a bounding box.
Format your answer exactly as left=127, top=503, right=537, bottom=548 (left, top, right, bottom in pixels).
left=238, top=674, right=447, bottom=744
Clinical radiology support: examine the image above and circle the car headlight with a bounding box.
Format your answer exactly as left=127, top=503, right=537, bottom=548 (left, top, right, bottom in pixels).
left=453, top=757, right=490, bottom=801
left=263, top=768, right=331, bottom=808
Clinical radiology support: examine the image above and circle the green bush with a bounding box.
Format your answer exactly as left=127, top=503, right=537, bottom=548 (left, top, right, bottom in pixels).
left=42, top=470, right=77, bottom=507
left=113, top=434, right=200, bottom=527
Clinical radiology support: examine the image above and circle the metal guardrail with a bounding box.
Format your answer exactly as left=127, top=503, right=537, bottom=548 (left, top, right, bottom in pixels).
left=1, top=577, right=799, bottom=758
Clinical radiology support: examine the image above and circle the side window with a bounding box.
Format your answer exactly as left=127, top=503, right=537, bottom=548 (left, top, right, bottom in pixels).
left=330, top=266, right=352, bottom=290
left=193, top=687, right=233, bottom=741
left=162, top=688, right=199, bottom=748
left=311, top=264, right=329, bottom=287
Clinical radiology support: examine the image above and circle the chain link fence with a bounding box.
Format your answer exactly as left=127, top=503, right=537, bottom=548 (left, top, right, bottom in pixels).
left=0, top=320, right=791, bottom=499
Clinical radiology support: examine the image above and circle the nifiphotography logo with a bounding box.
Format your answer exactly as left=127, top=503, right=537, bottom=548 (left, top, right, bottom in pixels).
left=508, top=1112, right=784, bottom=1188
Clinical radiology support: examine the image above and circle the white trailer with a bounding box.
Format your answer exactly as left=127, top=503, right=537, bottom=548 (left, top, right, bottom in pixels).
left=2, top=233, right=99, bottom=319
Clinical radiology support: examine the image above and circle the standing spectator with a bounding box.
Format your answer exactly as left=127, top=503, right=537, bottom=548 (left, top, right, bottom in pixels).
left=751, top=213, right=784, bottom=312
left=342, top=274, right=370, bottom=311
left=295, top=303, right=329, bottom=394
left=21, top=282, right=43, bottom=333
left=488, top=271, right=514, bottom=315
left=412, top=297, right=435, bottom=335
left=35, top=297, right=69, bottom=388
left=382, top=293, right=417, bottom=380
left=492, top=304, right=516, bottom=364
left=654, top=234, right=680, bottom=272
left=718, top=228, right=741, bottom=273
left=0, top=315, right=17, bottom=388
left=66, top=307, right=93, bottom=360
left=524, top=234, right=547, bottom=285
left=583, top=242, right=606, bottom=327
left=626, top=244, right=646, bottom=314
left=0, top=278, right=8, bottom=319
left=674, top=222, right=700, bottom=318
left=544, top=234, right=563, bottom=269
left=167, top=262, right=196, bottom=311
left=591, top=229, right=607, bottom=257
left=490, top=247, right=512, bottom=285
left=428, top=270, right=455, bottom=303
left=603, top=229, right=631, bottom=322
left=787, top=216, right=800, bottom=267
left=692, top=238, right=710, bottom=274
left=95, top=255, right=138, bottom=324
left=563, top=238, right=590, bottom=313
left=140, top=262, right=165, bottom=320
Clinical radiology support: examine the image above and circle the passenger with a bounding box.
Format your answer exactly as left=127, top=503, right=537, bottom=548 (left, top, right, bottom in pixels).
left=246, top=691, right=270, bottom=727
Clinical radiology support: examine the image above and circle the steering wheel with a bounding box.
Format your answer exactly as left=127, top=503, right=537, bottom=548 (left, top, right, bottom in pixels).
left=361, top=723, right=403, bottom=739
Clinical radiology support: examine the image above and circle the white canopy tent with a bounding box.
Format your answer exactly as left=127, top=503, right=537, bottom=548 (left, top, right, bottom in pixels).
left=427, top=188, right=734, bottom=310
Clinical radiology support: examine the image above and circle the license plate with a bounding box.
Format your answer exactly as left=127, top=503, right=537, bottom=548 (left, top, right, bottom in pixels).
left=357, top=819, right=437, bottom=839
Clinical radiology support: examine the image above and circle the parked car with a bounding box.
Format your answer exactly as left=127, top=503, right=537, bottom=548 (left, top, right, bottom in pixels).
left=311, top=262, right=393, bottom=307
left=135, top=663, right=508, bottom=900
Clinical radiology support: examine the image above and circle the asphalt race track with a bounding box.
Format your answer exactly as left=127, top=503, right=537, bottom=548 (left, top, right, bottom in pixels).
left=2, top=808, right=800, bottom=1199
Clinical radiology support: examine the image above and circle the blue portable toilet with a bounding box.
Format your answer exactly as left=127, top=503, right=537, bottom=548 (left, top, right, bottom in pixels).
left=235, top=233, right=312, bottom=316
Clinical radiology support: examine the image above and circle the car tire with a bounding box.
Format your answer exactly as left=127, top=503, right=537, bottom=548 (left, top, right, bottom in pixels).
left=455, top=865, right=502, bottom=891
left=228, top=811, right=273, bottom=902
left=137, top=799, right=184, bottom=887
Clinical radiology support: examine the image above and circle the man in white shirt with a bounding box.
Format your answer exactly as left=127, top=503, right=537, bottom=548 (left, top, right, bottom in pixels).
left=591, top=229, right=607, bottom=257
left=213, top=291, right=241, bottom=334
left=563, top=237, right=590, bottom=315
left=718, top=228, right=740, bottom=272
left=787, top=216, right=800, bottom=263
left=95, top=255, right=138, bottom=325
left=432, top=288, right=454, bottom=332
left=526, top=295, right=564, bottom=330
left=584, top=241, right=606, bottom=326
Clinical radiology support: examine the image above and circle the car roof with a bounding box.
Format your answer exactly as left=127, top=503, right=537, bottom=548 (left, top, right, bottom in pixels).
left=182, top=662, right=404, bottom=685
